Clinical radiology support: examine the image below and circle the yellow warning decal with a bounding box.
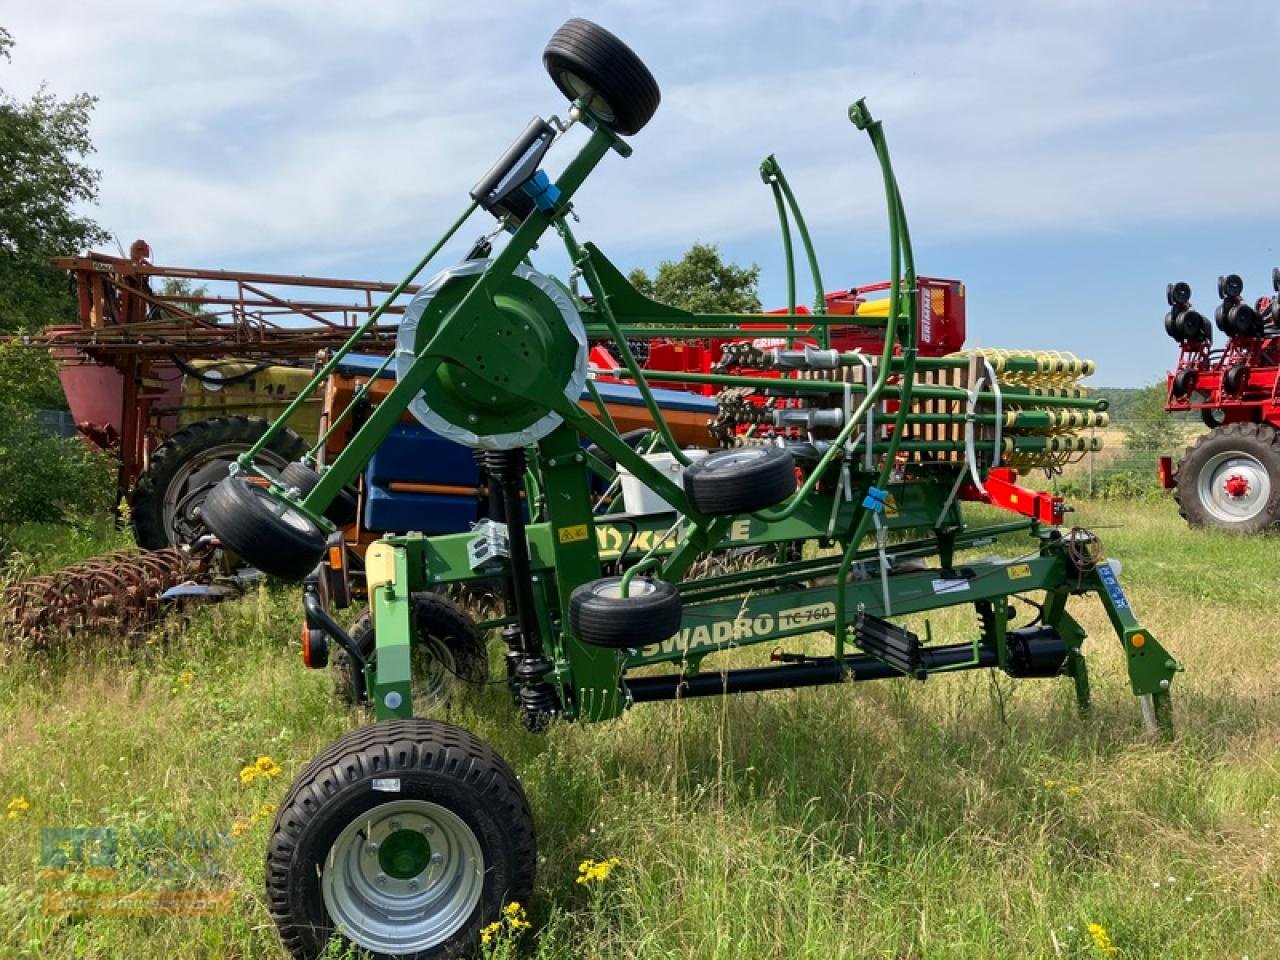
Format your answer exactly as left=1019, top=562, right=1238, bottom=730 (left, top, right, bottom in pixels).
left=558, top=523, right=590, bottom=544
left=1007, top=563, right=1032, bottom=580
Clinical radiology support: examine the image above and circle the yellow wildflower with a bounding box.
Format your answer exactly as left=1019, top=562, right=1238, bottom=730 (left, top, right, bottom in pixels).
left=254, top=755, right=283, bottom=778
left=1087, top=922, right=1119, bottom=955
left=480, top=921, right=501, bottom=946
left=178, top=670, right=194, bottom=687
left=576, top=856, right=622, bottom=885
left=239, top=766, right=259, bottom=786
left=259, top=803, right=277, bottom=818
left=6, top=797, right=30, bottom=820
left=231, top=819, right=251, bottom=838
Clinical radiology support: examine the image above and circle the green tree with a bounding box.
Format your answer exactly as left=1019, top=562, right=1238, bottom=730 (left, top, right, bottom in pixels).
left=628, top=242, right=761, bottom=314
left=1121, top=381, right=1181, bottom=453
left=156, top=277, right=211, bottom=318
left=0, top=27, right=108, bottom=334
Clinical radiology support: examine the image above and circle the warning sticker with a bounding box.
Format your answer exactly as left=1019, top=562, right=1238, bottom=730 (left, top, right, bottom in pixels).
left=931, top=578, right=970, bottom=594
left=1007, top=564, right=1032, bottom=580
left=558, top=523, right=589, bottom=544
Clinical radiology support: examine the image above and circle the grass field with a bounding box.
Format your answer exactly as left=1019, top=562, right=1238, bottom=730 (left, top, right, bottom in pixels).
left=1, top=499, right=1277, bottom=959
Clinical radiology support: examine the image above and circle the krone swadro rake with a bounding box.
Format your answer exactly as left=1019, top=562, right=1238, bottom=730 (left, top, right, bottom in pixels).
left=202, top=19, right=1180, bottom=960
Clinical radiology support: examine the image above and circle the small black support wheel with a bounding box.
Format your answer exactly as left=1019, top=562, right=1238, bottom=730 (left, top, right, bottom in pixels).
left=682, top=446, right=796, bottom=515
left=201, top=475, right=327, bottom=580
left=569, top=576, right=681, bottom=648
left=1172, top=368, right=1198, bottom=399
left=1175, top=423, right=1280, bottom=532
left=585, top=427, right=653, bottom=472
left=130, top=415, right=307, bottom=550
left=333, top=593, right=489, bottom=708
left=279, top=461, right=360, bottom=528
left=267, top=718, right=536, bottom=960
left=543, top=19, right=660, bottom=136
left=1222, top=363, right=1249, bottom=395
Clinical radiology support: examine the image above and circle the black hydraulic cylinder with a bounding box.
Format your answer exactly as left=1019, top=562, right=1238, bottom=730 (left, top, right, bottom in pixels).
left=625, top=642, right=998, bottom=703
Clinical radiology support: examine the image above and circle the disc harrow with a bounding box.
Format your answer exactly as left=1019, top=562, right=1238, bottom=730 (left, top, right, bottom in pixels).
left=1, top=547, right=210, bottom=648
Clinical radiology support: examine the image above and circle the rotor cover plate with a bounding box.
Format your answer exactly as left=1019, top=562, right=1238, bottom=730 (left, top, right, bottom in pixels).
left=394, top=260, right=587, bottom=449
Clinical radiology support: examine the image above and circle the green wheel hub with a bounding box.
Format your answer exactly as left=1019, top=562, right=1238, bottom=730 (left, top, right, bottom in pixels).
left=395, top=259, right=587, bottom=449
left=378, top=828, right=433, bottom=880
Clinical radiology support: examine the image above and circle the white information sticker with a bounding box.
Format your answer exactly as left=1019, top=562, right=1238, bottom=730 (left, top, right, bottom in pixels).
left=931, top=578, right=971, bottom=594
left=371, top=778, right=401, bottom=793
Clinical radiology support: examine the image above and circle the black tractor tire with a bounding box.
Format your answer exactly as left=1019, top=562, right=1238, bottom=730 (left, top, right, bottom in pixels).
left=333, top=593, right=489, bottom=708
left=278, top=461, right=360, bottom=528
left=1175, top=423, right=1280, bottom=533
left=543, top=19, right=660, bottom=136
left=568, top=576, right=682, bottom=648
left=131, top=416, right=306, bottom=550
left=682, top=446, right=796, bottom=515
left=585, top=428, right=653, bottom=472
left=266, top=718, right=535, bottom=960
left=201, top=474, right=327, bottom=580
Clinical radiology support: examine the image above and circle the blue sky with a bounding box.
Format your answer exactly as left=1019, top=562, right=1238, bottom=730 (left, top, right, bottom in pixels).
left=3, top=0, right=1278, bottom=385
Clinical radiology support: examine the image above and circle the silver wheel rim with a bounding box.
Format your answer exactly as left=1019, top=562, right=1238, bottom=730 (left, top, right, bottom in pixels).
left=162, top=441, right=290, bottom=544
left=323, top=798, right=484, bottom=955
left=1197, top=450, right=1271, bottom=523
left=561, top=71, right=616, bottom=121
left=595, top=579, right=658, bottom=600
left=705, top=449, right=767, bottom=472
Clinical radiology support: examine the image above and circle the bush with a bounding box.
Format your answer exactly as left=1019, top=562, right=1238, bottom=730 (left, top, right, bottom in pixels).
left=0, top=342, right=115, bottom=530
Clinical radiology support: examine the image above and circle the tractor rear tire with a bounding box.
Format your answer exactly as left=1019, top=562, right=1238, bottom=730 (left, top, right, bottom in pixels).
left=543, top=19, right=660, bottom=136
left=201, top=474, right=327, bottom=580
left=569, top=576, right=682, bottom=648
left=682, top=446, right=796, bottom=515
left=334, top=593, right=489, bottom=709
left=131, top=416, right=306, bottom=550
left=278, top=461, right=360, bottom=528
left=266, top=718, right=535, bottom=960
left=1175, top=423, right=1280, bottom=533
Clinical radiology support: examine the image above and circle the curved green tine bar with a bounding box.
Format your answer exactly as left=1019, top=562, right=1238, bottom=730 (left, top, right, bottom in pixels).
left=835, top=103, right=918, bottom=660
left=237, top=201, right=480, bottom=476
left=763, top=155, right=828, bottom=327
left=761, top=157, right=798, bottom=345
left=748, top=100, right=906, bottom=525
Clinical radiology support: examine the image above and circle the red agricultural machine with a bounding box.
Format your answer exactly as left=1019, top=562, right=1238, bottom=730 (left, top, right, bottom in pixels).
left=1159, top=268, right=1280, bottom=532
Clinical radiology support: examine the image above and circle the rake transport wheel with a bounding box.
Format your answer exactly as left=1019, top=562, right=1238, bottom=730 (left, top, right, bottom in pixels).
left=682, top=446, right=797, bottom=515
left=569, top=576, right=682, bottom=648
left=267, top=718, right=535, bottom=960
left=543, top=18, right=660, bottom=136
left=130, top=416, right=306, bottom=550
left=334, top=593, right=489, bottom=708
left=1175, top=423, right=1280, bottom=532
left=278, top=461, right=360, bottom=528
left=201, top=475, right=327, bottom=580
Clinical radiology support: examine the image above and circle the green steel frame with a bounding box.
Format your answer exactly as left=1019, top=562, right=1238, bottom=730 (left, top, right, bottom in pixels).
left=240, top=96, right=1179, bottom=735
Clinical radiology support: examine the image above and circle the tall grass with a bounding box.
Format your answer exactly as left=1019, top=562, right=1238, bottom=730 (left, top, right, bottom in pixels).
left=0, top=500, right=1276, bottom=958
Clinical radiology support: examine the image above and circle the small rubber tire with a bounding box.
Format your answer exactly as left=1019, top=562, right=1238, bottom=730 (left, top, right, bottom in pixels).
left=130, top=415, right=306, bottom=550
left=266, top=718, right=535, bottom=960
left=682, top=446, right=796, bottom=515
left=1222, top=363, right=1249, bottom=395
left=278, top=461, right=359, bottom=528
left=1175, top=423, right=1280, bottom=532
left=333, top=593, right=489, bottom=708
left=568, top=576, right=681, bottom=648
left=585, top=428, right=653, bottom=472
left=1172, top=368, right=1198, bottom=398
left=543, top=19, right=660, bottom=136
left=201, top=475, right=327, bottom=580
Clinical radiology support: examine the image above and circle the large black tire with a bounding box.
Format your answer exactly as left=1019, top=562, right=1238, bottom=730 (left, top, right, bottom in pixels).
left=267, top=718, right=535, bottom=960
left=201, top=475, right=327, bottom=580
left=682, top=446, right=796, bottom=515
left=334, top=593, right=489, bottom=708
left=569, top=576, right=681, bottom=648
left=543, top=19, right=660, bottom=136
left=1175, top=423, right=1280, bottom=533
left=131, top=416, right=306, bottom=550
left=278, top=461, right=360, bottom=528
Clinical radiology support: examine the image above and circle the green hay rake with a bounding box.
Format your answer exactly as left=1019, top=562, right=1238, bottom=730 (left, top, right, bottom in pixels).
left=202, top=18, right=1180, bottom=960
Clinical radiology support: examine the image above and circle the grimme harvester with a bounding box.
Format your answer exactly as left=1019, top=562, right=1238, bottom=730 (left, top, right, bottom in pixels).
left=1159, top=270, right=1280, bottom=531
left=202, top=19, right=1178, bottom=960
